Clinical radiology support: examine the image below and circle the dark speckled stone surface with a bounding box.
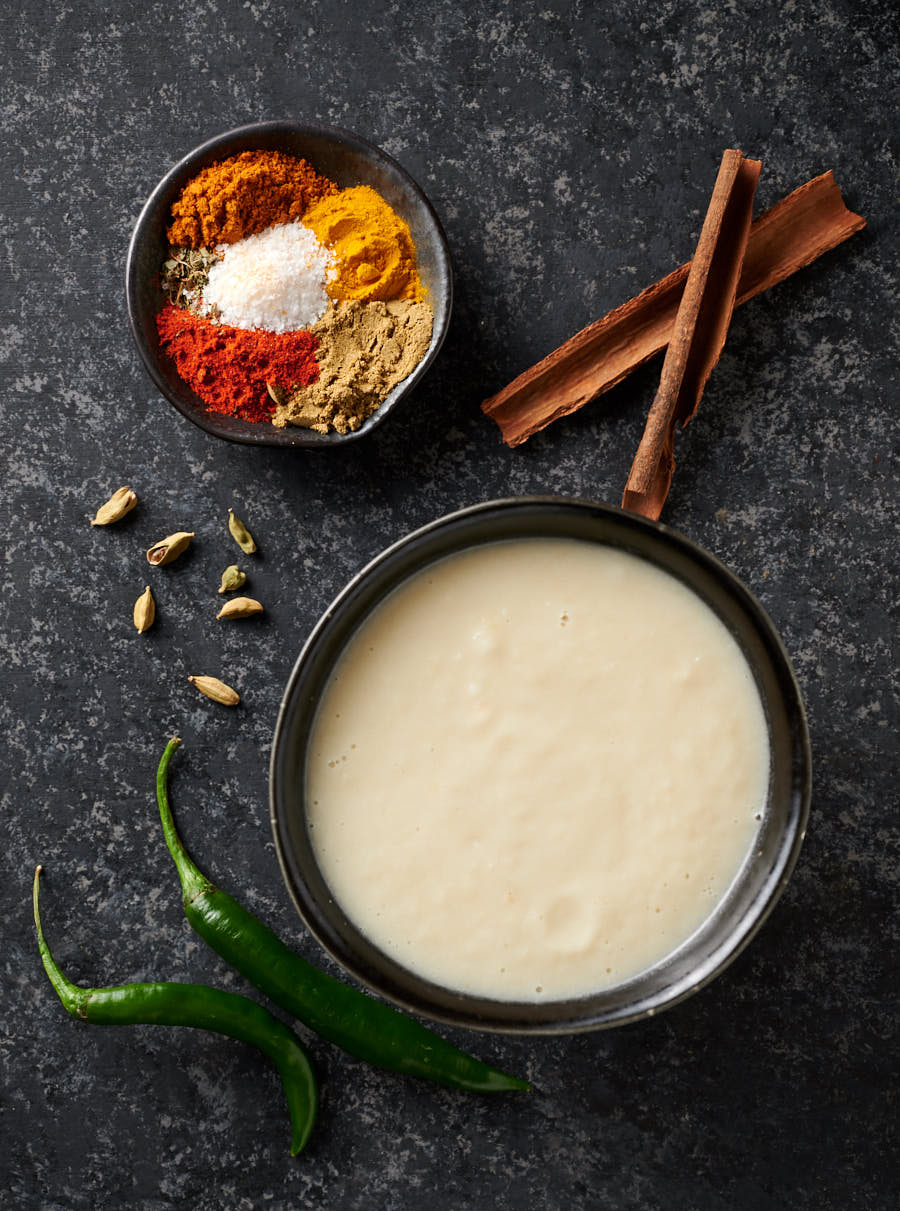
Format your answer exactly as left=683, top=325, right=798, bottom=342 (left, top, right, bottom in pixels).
left=2, top=2, right=897, bottom=1208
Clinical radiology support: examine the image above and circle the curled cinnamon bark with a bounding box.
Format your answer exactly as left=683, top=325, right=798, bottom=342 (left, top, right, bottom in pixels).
left=482, top=172, right=865, bottom=448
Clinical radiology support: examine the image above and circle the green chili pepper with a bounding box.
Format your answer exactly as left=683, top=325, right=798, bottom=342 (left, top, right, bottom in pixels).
left=158, top=737, right=529, bottom=1094
left=33, top=865, right=317, bottom=1156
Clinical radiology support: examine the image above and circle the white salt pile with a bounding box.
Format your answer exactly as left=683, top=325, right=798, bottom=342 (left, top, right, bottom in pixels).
left=204, top=221, right=334, bottom=332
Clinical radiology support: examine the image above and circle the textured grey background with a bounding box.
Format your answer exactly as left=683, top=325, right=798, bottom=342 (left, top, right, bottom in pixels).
left=1, top=1, right=897, bottom=1208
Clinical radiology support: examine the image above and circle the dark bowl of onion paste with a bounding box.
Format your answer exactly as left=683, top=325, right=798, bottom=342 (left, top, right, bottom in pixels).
left=126, top=120, right=453, bottom=448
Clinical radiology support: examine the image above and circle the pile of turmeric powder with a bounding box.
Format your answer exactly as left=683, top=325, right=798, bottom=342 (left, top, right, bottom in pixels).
left=303, top=186, right=424, bottom=303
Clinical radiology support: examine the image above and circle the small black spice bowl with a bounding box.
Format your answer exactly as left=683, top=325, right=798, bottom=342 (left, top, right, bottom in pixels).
left=125, top=120, right=453, bottom=447
left=270, top=497, right=812, bottom=1035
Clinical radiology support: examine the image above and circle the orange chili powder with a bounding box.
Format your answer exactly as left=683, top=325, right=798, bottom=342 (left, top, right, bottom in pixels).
left=167, top=151, right=338, bottom=248
left=156, top=304, right=320, bottom=423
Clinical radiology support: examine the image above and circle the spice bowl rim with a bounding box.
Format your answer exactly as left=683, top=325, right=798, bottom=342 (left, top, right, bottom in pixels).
left=125, top=119, right=453, bottom=448
left=270, top=496, right=812, bottom=1035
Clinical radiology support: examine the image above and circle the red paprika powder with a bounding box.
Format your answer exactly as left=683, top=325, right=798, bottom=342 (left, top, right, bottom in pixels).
left=156, top=304, right=320, bottom=423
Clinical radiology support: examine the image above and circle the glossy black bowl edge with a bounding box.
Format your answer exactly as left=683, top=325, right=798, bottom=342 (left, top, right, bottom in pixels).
left=270, top=497, right=812, bottom=1035
left=125, top=119, right=453, bottom=449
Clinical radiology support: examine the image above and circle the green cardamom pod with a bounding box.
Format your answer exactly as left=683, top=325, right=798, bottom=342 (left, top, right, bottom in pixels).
left=216, top=596, right=264, bottom=620
left=133, top=585, right=156, bottom=633
left=188, top=675, right=240, bottom=706
left=146, top=531, right=195, bottom=566
left=228, top=508, right=257, bottom=555
left=218, top=565, right=247, bottom=594
left=91, top=486, right=137, bottom=526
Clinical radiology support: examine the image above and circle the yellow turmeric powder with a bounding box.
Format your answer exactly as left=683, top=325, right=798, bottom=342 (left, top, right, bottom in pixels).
left=167, top=151, right=337, bottom=248
left=302, top=186, right=424, bottom=303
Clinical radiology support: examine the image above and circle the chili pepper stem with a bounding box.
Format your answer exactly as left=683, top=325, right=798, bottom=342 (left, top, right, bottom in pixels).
left=33, top=866, right=90, bottom=1019
left=157, top=738, right=213, bottom=902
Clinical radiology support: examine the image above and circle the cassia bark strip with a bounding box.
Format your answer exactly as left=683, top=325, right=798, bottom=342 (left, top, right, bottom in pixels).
left=482, top=171, right=865, bottom=447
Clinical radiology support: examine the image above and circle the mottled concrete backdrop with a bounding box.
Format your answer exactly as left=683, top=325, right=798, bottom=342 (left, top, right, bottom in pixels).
left=1, top=1, right=896, bottom=1208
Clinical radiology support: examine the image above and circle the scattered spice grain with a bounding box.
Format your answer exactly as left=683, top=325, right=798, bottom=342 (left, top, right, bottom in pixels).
left=227, top=509, right=257, bottom=555
left=133, top=586, right=156, bottom=633
left=91, top=487, right=137, bottom=526
left=146, top=531, right=195, bottom=567
left=218, top=566, right=247, bottom=594
left=216, top=597, right=263, bottom=621
left=188, top=675, right=240, bottom=706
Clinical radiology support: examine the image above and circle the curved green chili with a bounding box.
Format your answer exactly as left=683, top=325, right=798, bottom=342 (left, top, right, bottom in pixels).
left=33, top=866, right=317, bottom=1156
left=158, top=737, right=529, bottom=1094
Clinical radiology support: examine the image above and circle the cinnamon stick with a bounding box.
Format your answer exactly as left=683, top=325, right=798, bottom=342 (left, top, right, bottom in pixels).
left=622, top=150, right=760, bottom=518
left=482, top=171, right=865, bottom=447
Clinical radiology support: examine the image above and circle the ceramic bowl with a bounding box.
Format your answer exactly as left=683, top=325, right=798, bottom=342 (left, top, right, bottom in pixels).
left=125, top=120, right=452, bottom=447
left=270, top=497, right=811, bottom=1033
